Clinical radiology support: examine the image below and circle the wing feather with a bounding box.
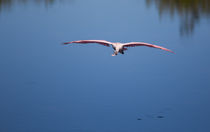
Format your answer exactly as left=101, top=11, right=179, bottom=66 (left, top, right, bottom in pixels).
left=123, top=42, right=174, bottom=53
left=63, top=40, right=112, bottom=47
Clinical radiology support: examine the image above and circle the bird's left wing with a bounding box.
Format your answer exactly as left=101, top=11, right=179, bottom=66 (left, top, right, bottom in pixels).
left=123, top=42, right=174, bottom=53
left=63, top=40, right=113, bottom=47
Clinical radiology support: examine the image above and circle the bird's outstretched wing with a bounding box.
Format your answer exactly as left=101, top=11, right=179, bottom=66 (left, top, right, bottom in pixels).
left=63, top=40, right=113, bottom=47
left=123, top=42, right=174, bottom=53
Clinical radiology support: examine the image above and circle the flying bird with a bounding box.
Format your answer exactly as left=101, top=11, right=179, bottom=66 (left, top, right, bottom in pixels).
left=63, top=40, right=174, bottom=56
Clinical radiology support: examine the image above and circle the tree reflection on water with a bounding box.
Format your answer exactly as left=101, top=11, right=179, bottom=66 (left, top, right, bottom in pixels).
left=1, top=0, right=210, bottom=36
left=146, top=0, right=210, bottom=36
left=0, top=0, right=71, bottom=12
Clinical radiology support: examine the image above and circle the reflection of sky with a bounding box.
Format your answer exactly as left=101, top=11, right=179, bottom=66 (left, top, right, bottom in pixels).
left=0, top=0, right=210, bottom=132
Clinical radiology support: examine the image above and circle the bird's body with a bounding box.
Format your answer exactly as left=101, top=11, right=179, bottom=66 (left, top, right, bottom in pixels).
left=63, top=40, right=174, bottom=56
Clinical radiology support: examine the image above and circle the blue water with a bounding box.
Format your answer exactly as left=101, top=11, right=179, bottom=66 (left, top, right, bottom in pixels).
left=0, top=0, right=210, bottom=132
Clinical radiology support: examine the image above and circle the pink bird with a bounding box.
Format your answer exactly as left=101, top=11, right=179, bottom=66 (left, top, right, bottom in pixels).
left=64, top=40, right=174, bottom=56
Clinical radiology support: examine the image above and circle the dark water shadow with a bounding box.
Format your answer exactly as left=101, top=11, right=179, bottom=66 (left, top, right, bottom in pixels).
left=146, top=0, right=210, bottom=36
left=137, top=107, right=172, bottom=121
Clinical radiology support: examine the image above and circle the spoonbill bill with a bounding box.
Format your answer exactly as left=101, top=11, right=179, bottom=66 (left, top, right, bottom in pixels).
left=63, top=40, right=174, bottom=56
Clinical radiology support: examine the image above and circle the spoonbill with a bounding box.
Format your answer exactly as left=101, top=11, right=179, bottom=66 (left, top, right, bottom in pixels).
left=63, top=40, right=174, bottom=56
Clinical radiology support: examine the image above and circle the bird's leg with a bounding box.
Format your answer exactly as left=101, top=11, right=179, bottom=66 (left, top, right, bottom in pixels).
left=112, top=51, right=118, bottom=56
left=119, top=49, right=124, bottom=54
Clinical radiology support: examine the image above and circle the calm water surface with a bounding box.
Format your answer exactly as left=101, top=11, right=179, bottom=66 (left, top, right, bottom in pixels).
left=0, top=0, right=210, bottom=132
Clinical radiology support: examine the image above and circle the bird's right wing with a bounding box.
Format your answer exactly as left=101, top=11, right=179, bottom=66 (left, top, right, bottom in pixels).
left=63, top=40, right=113, bottom=47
